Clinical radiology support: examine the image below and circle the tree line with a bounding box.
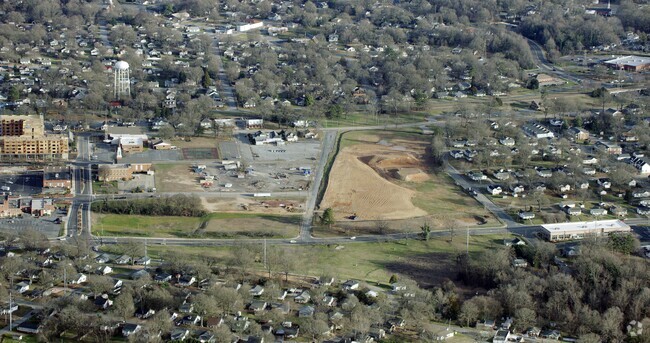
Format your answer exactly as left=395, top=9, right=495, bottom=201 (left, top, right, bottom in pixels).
left=91, top=195, right=207, bottom=217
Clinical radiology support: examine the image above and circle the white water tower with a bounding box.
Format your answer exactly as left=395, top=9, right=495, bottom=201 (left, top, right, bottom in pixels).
left=113, top=61, right=131, bottom=99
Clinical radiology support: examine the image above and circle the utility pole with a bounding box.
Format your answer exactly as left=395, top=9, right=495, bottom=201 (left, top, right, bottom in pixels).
left=9, top=277, right=13, bottom=331
left=466, top=228, right=469, bottom=256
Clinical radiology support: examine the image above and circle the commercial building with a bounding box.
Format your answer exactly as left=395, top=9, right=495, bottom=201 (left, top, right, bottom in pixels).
left=522, top=122, right=555, bottom=139
left=603, top=55, right=650, bottom=72
left=98, top=163, right=152, bottom=182
left=236, top=20, right=264, bottom=32
left=0, top=115, right=69, bottom=161
left=43, top=166, right=72, bottom=189
left=540, top=220, right=631, bottom=242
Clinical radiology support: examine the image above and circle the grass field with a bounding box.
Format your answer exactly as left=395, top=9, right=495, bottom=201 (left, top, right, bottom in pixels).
left=144, top=233, right=513, bottom=288
left=94, top=212, right=301, bottom=239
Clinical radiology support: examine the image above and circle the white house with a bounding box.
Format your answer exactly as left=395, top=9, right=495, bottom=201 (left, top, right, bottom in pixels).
left=71, top=273, right=87, bottom=284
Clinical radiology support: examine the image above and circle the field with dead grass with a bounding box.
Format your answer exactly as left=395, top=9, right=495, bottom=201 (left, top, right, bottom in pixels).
left=154, top=163, right=203, bottom=192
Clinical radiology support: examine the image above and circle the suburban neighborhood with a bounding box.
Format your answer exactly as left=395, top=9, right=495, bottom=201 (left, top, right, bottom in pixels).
left=0, top=0, right=648, bottom=342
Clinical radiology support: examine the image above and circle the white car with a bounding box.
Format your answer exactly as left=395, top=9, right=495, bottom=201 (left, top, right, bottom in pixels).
left=350, top=236, right=356, bottom=240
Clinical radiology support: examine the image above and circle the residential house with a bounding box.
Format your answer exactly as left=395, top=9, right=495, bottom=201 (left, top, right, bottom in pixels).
left=568, top=127, right=588, bottom=140
left=250, top=285, right=265, bottom=296
left=512, top=259, right=528, bottom=268
left=15, top=282, right=29, bottom=294
left=610, top=206, right=627, bottom=217
left=170, top=328, right=189, bottom=341
left=499, top=137, right=516, bottom=146
left=596, top=141, right=622, bottom=155
left=248, top=300, right=267, bottom=313
left=178, top=276, right=196, bottom=287
left=97, top=266, right=113, bottom=275
left=115, top=255, right=131, bottom=265
left=536, top=168, right=553, bottom=178
left=629, top=156, right=650, bottom=174
left=487, top=185, right=503, bottom=196
left=134, top=256, right=151, bottom=265
left=565, top=207, right=582, bottom=216
left=122, top=324, right=142, bottom=337
left=70, top=273, right=88, bottom=285
left=181, top=315, right=201, bottom=326
left=179, top=302, right=194, bottom=313
left=295, top=291, right=311, bottom=304
left=135, top=308, right=156, bottom=319
left=198, top=330, right=216, bottom=343
left=493, top=170, right=510, bottom=181
left=468, top=171, right=487, bottom=181
left=590, top=208, right=608, bottom=216
left=298, top=305, right=315, bottom=318
left=493, top=329, right=512, bottom=343
left=155, top=273, right=172, bottom=283
left=342, top=280, right=359, bottom=291
left=95, top=254, right=111, bottom=263
left=518, top=212, right=535, bottom=220
left=95, top=296, right=113, bottom=310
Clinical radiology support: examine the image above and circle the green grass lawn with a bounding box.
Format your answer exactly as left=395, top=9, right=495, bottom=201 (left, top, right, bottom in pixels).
left=145, top=234, right=512, bottom=286
left=94, top=212, right=301, bottom=239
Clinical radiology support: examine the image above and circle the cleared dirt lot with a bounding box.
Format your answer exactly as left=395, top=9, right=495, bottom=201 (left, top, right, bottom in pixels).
left=319, top=130, right=495, bottom=234
left=200, top=196, right=304, bottom=214
left=154, top=164, right=204, bottom=192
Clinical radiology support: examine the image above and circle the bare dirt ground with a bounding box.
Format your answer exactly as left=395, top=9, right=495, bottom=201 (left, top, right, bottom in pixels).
left=318, top=131, right=495, bottom=235
left=154, top=164, right=203, bottom=192
left=200, top=196, right=305, bottom=214
left=321, top=134, right=429, bottom=220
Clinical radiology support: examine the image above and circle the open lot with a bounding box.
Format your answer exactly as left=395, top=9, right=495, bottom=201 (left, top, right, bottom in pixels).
left=200, top=196, right=304, bottom=214
left=319, top=130, right=495, bottom=235
left=154, top=164, right=205, bottom=192
left=153, top=134, right=321, bottom=194
left=143, top=234, right=513, bottom=289
left=93, top=212, right=301, bottom=239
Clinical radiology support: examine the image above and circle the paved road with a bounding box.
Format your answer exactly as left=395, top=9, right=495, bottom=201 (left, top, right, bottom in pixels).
left=212, top=39, right=238, bottom=110
left=446, top=163, right=521, bottom=228
left=526, top=39, right=584, bottom=84
left=98, top=224, right=529, bottom=246
left=300, top=131, right=337, bottom=241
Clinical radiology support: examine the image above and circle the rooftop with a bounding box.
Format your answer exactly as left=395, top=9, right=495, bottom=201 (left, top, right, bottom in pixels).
left=604, top=55, right=650, bottom=67
left=541, top=220, right=630, bottom=234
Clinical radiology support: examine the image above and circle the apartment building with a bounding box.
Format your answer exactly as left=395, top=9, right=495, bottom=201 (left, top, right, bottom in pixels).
left=0, top=115, right=69, bottom=160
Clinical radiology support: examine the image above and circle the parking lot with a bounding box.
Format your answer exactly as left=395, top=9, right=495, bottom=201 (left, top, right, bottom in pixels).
left=155, top=135, right=321, bottom=193
left=0, top=207, right=66, bottom=238
left=0, top=173, right=43, bottom=196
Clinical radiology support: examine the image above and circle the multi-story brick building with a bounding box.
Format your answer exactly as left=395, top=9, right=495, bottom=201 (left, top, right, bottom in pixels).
left=43, top=166, right=72, bottom=189
left=98, top=163, right=152, bottom=182
left=0, top=115, right=69, bottom=161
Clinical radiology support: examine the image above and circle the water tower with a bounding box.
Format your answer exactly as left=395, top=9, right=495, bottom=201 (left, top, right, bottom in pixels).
left=113, top=61, right=130, bottom=99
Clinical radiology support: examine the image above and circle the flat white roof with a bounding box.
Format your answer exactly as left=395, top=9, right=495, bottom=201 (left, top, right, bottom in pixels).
left=604, top=55, right=650, bottom=67
left=541, top=220, right=630, bottom=233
